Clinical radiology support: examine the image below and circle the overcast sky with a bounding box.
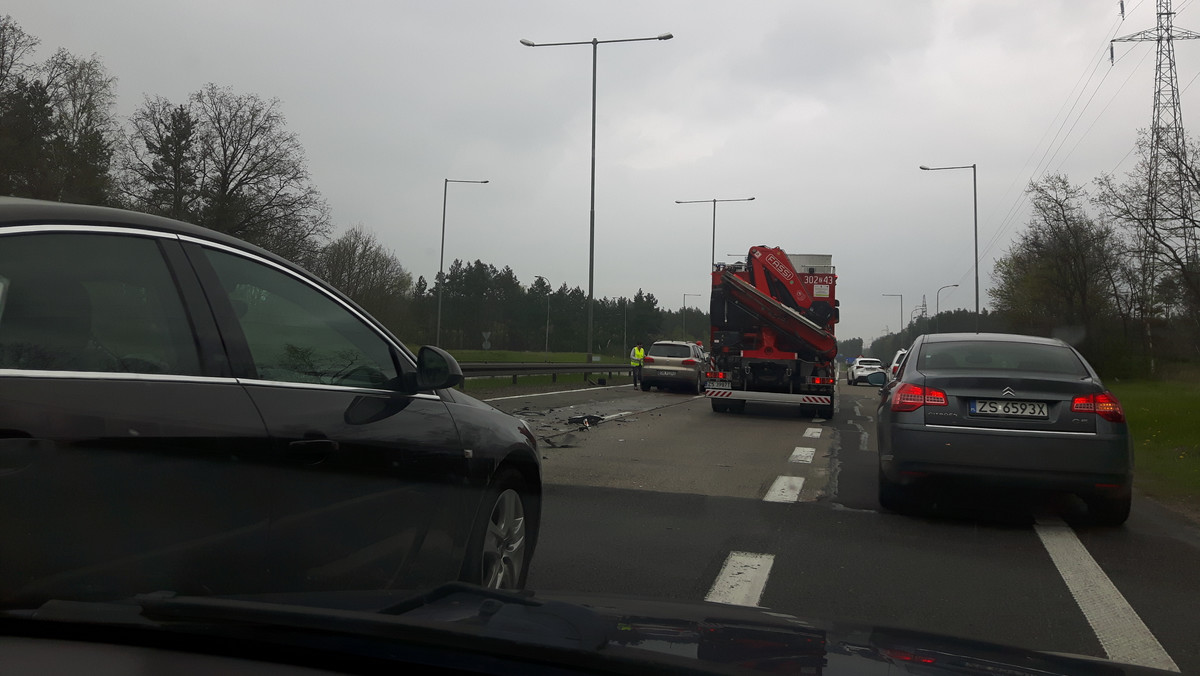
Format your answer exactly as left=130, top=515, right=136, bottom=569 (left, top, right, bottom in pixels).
left=9, top=1, right=1199, bottom=345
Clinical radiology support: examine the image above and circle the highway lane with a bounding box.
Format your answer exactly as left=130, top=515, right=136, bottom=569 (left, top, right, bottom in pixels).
left=489, top=383, right=1200, bottom=673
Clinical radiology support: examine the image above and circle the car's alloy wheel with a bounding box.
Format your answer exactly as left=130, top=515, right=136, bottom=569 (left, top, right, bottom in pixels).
left=463, top=470, right=530, bottom=590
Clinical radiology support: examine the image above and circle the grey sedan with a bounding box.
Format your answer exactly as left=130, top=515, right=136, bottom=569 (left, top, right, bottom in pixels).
left=874, top=333, right=1132, bottom=525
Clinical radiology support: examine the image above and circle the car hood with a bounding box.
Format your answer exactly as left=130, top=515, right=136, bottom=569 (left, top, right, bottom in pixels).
left=43, top=584, right=1168, bottom=676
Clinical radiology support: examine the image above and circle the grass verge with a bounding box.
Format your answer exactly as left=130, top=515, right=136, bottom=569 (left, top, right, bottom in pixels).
left=1110, top=380, right=1200, bottom=514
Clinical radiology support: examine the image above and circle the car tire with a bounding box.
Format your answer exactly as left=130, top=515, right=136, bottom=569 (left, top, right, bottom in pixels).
left=460, top=469, right=533, bottom=590
left=878, top=468, right=911, bottom=513
left=711, top=400, right=729, bottom=413
left=694, top=373, right=705, bottom=394
left=1086, top=492, right=1131, bottom=527
left=640, top=380, right=651, bottom=391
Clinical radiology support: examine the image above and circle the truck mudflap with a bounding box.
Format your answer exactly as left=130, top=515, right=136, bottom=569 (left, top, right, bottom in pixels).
left=704, top=387, right=832, bottom=406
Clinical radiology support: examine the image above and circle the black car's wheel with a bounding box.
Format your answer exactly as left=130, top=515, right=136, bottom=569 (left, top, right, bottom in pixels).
left=878, top=467, right=912, bottom=513
left=461, top=469, right=533, bottom=590
left=1086, top=492, right=1131, bottom=526
left=640, top=380, right=651, bottom=391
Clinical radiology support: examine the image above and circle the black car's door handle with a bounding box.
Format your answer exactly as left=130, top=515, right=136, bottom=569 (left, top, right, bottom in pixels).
left=0, top=437, right=54, bottom=477
left=286, top=438, right=340, bottom=464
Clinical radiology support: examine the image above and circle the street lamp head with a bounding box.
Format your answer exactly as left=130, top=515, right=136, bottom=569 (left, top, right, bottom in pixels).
left=481, top=180, right=490, bottom=184
left=658, top=33, right=674, bottom=40
left=919, top=165, right=931, bottom=170
left=519, top=39, right=535, bottom=46
left=747, top=196, right=755, bottom=201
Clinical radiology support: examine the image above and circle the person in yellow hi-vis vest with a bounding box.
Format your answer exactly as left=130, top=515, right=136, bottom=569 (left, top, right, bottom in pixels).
left=629, top=342, right=645, bottom=388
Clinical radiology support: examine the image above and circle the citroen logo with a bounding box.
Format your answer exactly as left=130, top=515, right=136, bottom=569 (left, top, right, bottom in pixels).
left=1001, top=387, right=1016, bottom=397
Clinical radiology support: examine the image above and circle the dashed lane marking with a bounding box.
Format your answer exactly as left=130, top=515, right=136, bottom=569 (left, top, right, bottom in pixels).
left=705, top=551, right=775, bottom=607
left=764, top=476, right=805, bottom=503
left=789, top=447, right=816, bottom=464
left=1034, top=517, right=1179, bottom=672
left=803, top=427, right=822, bottom=439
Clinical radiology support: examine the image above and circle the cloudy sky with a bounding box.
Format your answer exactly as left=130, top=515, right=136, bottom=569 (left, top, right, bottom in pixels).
left=9, top=1, right=1198, bottom=345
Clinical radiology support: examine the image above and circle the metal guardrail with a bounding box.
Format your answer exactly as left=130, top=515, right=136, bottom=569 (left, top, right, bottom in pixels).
left=458, top=362, right=631, bottom=387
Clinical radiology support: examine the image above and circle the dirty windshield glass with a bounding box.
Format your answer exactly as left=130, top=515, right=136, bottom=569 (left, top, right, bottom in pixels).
left=0, top=2, right=1197, bottom=674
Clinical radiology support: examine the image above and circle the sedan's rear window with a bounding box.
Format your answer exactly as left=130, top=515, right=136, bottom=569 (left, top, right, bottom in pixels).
left=648, top=343, right=691, bottom=358
left=916, top=341, right=1088, bottom=376
left=855, top=359, right=882, bottom=367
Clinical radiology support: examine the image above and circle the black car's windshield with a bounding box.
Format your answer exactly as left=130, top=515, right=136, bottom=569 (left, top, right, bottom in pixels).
left=917, top=341, right=1088, bottom=376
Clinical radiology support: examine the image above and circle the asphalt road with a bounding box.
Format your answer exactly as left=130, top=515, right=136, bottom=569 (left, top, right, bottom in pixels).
left=487, top=381, right=1200, bottom=673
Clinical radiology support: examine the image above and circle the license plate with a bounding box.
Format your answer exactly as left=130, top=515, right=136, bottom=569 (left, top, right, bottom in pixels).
left=708, top=380, right=731, bottom=390
left=971, top=399, right=1047, bottom=417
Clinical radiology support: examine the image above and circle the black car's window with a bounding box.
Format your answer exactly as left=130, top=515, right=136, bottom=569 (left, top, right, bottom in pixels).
left=917, top=341, right=1088, bottom=375
left=203, top=248, right=398, bottom=388
left=0, top=233, right=201, bottom=375
left=649, top=343, right=690, bottom=358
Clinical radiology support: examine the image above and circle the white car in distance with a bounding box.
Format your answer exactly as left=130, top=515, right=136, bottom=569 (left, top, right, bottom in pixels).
left=847, top=357, right=884, bottom=385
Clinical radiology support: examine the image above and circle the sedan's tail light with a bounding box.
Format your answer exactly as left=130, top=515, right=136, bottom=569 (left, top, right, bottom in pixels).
left=643, top=356, right=655, bottom=364
left=1071, top=391, right=1126, bottom=423
left=682, top=358, right=698, bottom=366
left=891, top=383, right=948, bottom=412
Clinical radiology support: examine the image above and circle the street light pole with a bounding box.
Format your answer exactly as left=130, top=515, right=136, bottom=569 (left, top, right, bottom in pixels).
left=920, top=163, right=979, bottom=332
left=521, top=32, right=673, bottom=363
left=935, top=284, right=959, bottom=333
left=437, top=178, right=489, bottom=347
left=675, top=197, right=755, bottom=270
left=683, top=293, right=701, bottom=338
left=883, top=293, right=902, bottom=335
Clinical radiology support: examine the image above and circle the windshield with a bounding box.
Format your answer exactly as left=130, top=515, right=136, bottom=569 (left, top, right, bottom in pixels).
left=916, top=341, right=1089, bottom=375
left=1, top=4, right=1196, bottom=675
left=648, top=343, right=691, bottom=357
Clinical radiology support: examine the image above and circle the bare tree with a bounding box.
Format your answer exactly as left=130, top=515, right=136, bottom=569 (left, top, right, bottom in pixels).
left=117, top=97, right=203, bottom=220
left=312, top=225, right=412, bottom=330
left=39, top=48, right=117, bottom=204
left=0, top=15, right=39, bottom=90
left=191, top=83, right=330, bottom=259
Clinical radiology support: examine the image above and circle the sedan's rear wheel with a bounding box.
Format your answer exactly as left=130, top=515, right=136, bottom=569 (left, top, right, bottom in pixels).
left=878, top=467, right=912, bottom=513
left=1086, top=492, right=1131, bottom=527
left=462, top=470, right=531, bottom=590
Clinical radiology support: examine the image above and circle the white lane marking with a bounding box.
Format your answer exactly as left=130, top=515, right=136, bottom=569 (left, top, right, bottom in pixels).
left=850, top=421, right=868, bottom=451
left=1034, top=518, right=1179, bottom=672
left=811, top=417, right=827, bottom=423
left=789, top=447, right=816, bottom=463
left=601, top=411, right=633, bottom=420
left=803, top=427, right=822, bottom=439
left=705, top=551, right=775, bottom=607
left=484, top=383, right=630, bottom=402
left=764, top=476, right=805, bottom=503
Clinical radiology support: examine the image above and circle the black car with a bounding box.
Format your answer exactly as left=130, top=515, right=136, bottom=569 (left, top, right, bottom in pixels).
left=0, top=197, right=541, bottom=604
left=875, top=332, right=1132, bottom=525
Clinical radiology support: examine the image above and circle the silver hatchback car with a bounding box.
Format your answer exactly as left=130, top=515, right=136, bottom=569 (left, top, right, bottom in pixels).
left=875, top=333, right=1132, bottom=525
left=641, top=340, right=708, bottom=394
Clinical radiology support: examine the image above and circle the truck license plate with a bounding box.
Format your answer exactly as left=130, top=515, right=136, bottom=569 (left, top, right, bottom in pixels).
left=708, top=380, right=731, bottom=390
left=971, top=399, right=1047, bottom=417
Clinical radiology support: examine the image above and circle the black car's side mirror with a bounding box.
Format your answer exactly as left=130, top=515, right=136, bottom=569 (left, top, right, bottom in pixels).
left=415, top=345, right=464, bottom=390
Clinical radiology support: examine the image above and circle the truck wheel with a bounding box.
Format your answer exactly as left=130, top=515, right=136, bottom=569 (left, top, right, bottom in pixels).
left=711, top=400, right=729, bottom=413
left=729, top=400, right=746, bottom=414
left=818, top=404, right=835, bottom=420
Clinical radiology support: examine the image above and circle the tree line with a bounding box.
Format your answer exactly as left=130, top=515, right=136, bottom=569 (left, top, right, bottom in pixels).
left=0, top=15, right=707, bottom=356
left=865, top=135, right=1200, bottom=377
